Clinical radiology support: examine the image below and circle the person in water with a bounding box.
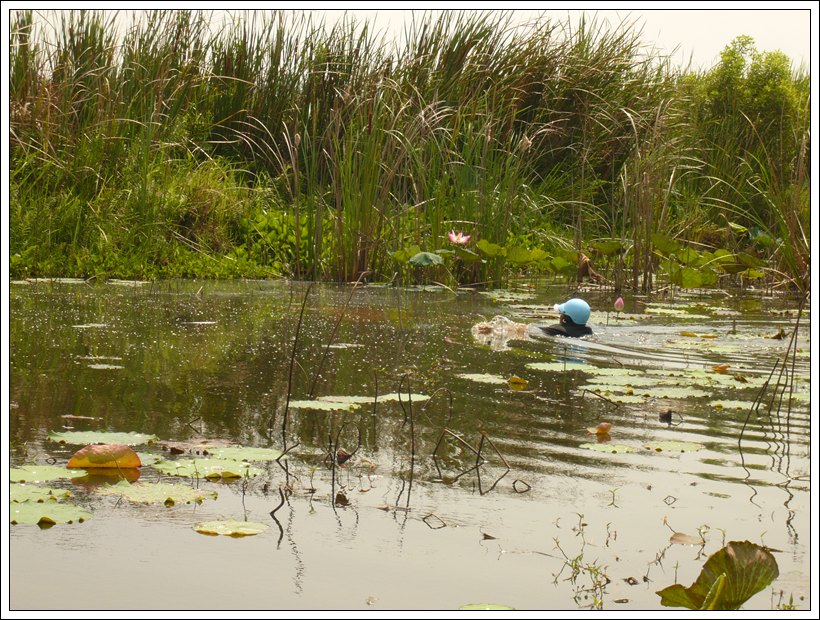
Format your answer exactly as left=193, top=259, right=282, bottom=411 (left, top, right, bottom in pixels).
left=539, top=298, right=593, bottom=338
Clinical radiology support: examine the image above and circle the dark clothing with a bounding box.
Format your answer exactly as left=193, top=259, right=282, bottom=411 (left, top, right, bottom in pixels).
left=537, top=315, right=592, bottom=338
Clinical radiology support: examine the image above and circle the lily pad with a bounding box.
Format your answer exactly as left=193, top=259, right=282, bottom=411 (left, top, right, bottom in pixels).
left=456, top=373, right=508, bottom=385
left=644, top=440, right=704, bottom=453
left=10, top=502, right=91, bottom=526
left=526, top=361, right=590, bottom=373
left=579, top=443, right=637, bottom=454
left=650, top=386, right=711, bottom=399
left=194, top=519, right=269, bottom=537
left=72, top=323, right=108, bottom=329
left=153, top=458, right=263, bottom=479
left=316, top=395, right=374, bottom=404
left=288, top=400, right=362, bottom=411
left=459, top=603, right=516, bottom=610
left=209, top=447, right=285, bottom=462
left=49, top=431, right=158, bottom=446
left=710, top=400, right=752, bottom=411
left=87, top=364, right=125, bottom=370
left=11, top=465, right=83, bottom=483
left=670, top=532, right=705, bottom=546
left=657, top=541, right=779, bottom=610
left=10, top=486, right=72, bottom=503
left=95, top=480, right=218, bottom=505
left=373, top=392, right=431, bottom=403
left=67, top=444, right=141, bottom=469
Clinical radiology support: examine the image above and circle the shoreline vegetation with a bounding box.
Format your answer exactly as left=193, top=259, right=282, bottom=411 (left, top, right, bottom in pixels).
left=9, top=10, right=810, bottom=291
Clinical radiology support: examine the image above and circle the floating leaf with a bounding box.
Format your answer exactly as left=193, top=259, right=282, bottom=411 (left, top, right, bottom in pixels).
left=95, top=480, right=217, bottom=505
left=580, top=443, right=637, bottom=454
left=650, top=386, right=711, bottom=399
left=49, top=431, right=158, bottom=446
left=71, top=468, right=141, bottom=489
left=194, top=519, right=269, bottom=537
left=10, top=486, right=72, bottom=503
left=209, top=447, right=285, bottom=462
left=644, top=441, right=704, bottom=453
left=587, top=422, right=613, bottom=436
left=67, top=444, right=141, bottom=469
left=373, top=392, right=430, bottom=403
left=713, top=364, right=730, bottom=374
left=153, top=458, right=263, bottom=479
left=459, top=604, right=516, bottom=610
left=456, top=373, right=507, bottom=385
left=670, top=532, right=705, bottom=546
left=316, top=395, right=373, bottom=404
left=87, top=364, right=125, bottom=370
left=288, top=400, right=361, bottom=411
left=710, top=400, right=751, bottom=411
left=11, top=466, right=83, bottom=483
left=508, top=375, right=528, bottom=389
left=526, top=361, right=589, bottom=373
left=10, top=502, right=91, bottom=526
left=657, top=541, right=779, bottom=610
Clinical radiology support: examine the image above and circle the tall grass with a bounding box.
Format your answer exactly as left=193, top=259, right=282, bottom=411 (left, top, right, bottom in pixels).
left=9, top=10, right=809, bottom=289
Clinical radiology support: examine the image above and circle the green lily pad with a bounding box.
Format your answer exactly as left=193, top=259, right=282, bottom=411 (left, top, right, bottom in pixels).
left=579, top=390, right=648, bottom=404
left=10, top=502, right=91, bottom=526
left=710, top=400, right=752, bottom=411
left=10, top=466, right=83, bottom=483
left=10, top=485, right=72, bottom=503
left=316, top=395, right=374, bottom=404
left=95, top=480, right=218, bottom=505
left=136, top=452, right=161, bottom=466
left=459, top=603, right=516, bottom=610
left=644, top=306, right=709, bottom=320
left=579, top=443, right=638, bottom=454
left=87, top=364, right=125, bottom=370
left=456, top=373, right=508, bottom=385
left=650, top=386, right=711, bottom=399
left=657, top=541, right=779, bottom=610
left=479, top=290, right=535, bottom=302
left=288, top=400, right=361, bottom=411
left=644, top=440, right=704, bottom=453
left=48, top=431, right=158, bottom=446
left=209, top=447, right=285, bottom=462
left=526, top=362, right=590, bottom=373
left=153, top=458, right=263, bottom=479
left=194, top=519, right=269, bottom=537
left=373, top=392, right=431, bottom=403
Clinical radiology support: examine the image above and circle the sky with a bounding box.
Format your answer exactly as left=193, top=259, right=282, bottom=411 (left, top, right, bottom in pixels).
left=308, top=6, right=814, bottom=70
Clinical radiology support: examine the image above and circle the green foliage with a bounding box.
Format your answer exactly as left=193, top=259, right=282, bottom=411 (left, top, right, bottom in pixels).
left=9, top=12, right=807, bottom=288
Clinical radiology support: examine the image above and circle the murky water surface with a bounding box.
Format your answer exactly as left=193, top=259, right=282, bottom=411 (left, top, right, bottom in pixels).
left=8, top=280, right=811, bottom=610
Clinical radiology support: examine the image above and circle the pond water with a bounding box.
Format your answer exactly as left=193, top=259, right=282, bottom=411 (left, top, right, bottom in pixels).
left=7, top=280, right=811, bottom=611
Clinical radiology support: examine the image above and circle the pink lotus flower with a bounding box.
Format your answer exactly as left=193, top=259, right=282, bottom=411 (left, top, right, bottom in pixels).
left=448, top=230, right=471, bottom=245
left=614, top=296, right=624, bottom=312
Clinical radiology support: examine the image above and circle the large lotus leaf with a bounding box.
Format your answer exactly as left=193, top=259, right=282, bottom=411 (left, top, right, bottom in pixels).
left=49, top=431, right=158, bottom=446
left=644, top=440, right=704, bottom=452
left=459, top=604, right=516, bottom=610
left=478, top=289, right=534, bottom=302
left=10, top=485, right=72, bottom=503
left=209, top=447, right=285, bottom=462
left=505, top=246, right=533, bottom=265
left=675, top=247, right=702, bottom=266
left=11, top=465, right=83, bottom=483
left=657, top=541, right=779, bottom=610
left=194, top=519, right=269, bottom=537
left=670, top=266, right=703, bottom=289
left=288, top=400, right=361, bottom=411
left=10, top=502, right=91, bottom=526
left=652, top=233, right=680, bottom=255
left=589, top=240, right=624, bottom=256
left=95, top=480, right=217, bottom=505
left=67, top=444, right=141, bottom=469
left=455, top=247, right=483, bottom=263
left=475, top=240, right=505, bottom=258
left=408, top=251, right=443, bottom=267
left=456, top=373, right=507, bottom=385
left=153, top=458, right=263, bottom=479
left=391, top=245, right=422, bottom=263
left=580, top=443, right=638, bottom=454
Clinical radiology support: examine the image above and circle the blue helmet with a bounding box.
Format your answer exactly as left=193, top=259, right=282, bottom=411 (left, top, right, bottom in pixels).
left=554, top=298, right=591, bottom=325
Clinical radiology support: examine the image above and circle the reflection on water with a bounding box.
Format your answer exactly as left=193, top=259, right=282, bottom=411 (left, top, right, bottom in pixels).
left=9, top=281, right=811, bottom=610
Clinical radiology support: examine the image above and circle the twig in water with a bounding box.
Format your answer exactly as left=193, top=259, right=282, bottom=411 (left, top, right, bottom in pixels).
left=277, top=283, right=314, bottom=444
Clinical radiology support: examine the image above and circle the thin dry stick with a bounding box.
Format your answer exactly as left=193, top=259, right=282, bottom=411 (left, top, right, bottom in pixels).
left=481, top=432, right=511, bottom=471
left=739, top=359, right=780, bottom=448
left=280, top=283, right=314, bottom=445
left=308, top=271, right=369, bottom=398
